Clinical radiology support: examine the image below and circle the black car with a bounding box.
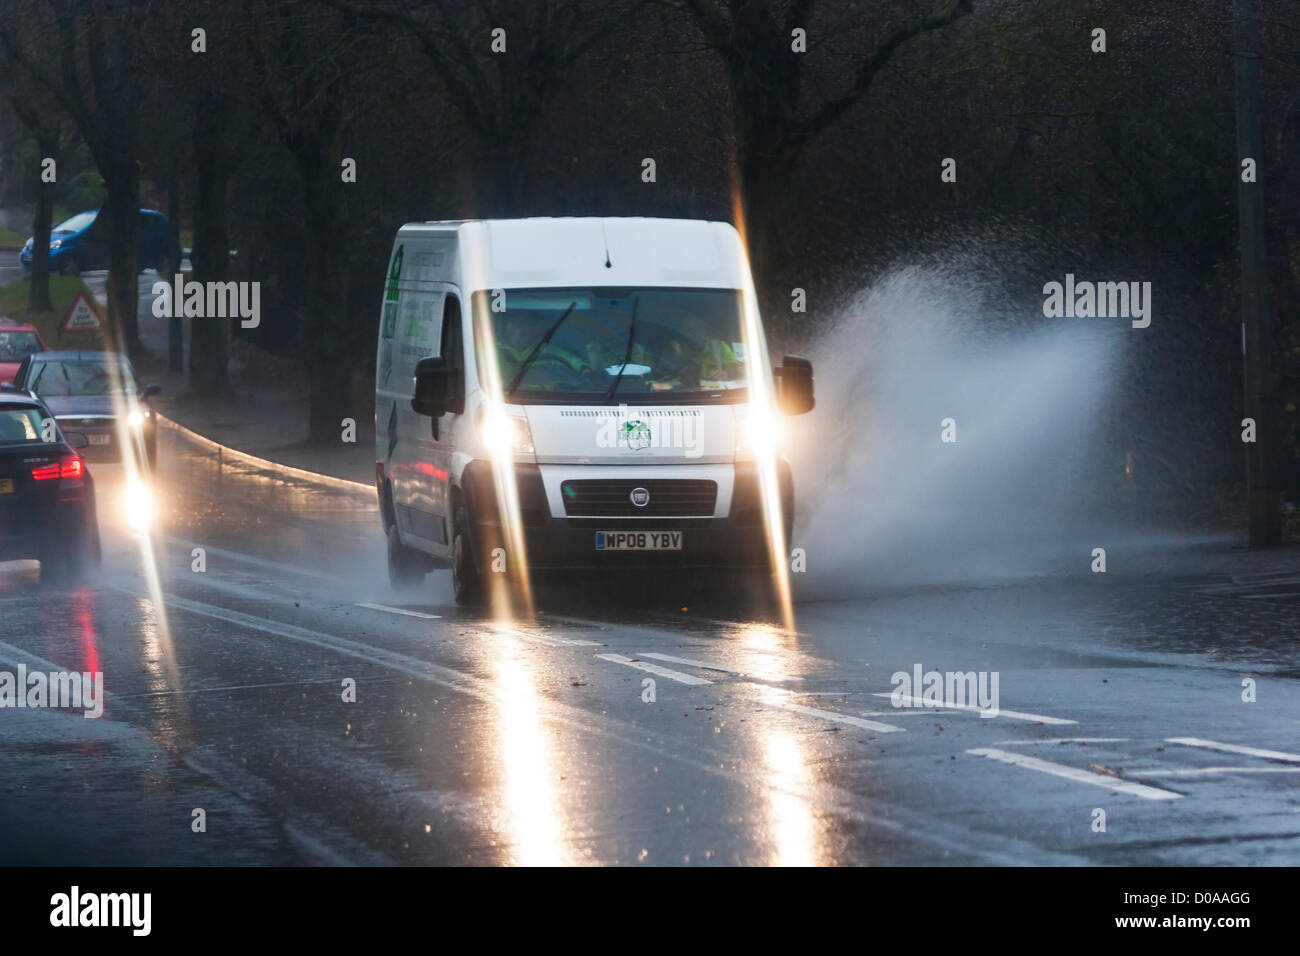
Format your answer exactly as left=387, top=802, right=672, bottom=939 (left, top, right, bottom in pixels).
left=12, top=350, right=161, bottom=468
left=0, top=389, right=101, bottom=583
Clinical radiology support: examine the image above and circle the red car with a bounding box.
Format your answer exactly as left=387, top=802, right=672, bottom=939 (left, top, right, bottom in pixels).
left=0, top=321, right=46, bottom=386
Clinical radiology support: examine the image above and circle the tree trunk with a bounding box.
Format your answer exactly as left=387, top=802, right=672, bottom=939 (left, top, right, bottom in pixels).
left=1233, top=0, right=1281, bottom=546
left=166, top=162, right=183, bottom=372
left=25, top=141, right=54, bottom=314
left=303, top=179, right=352, bottom=444
left=190, top=129, right=230, bottom=396
left=100, top=167, right=141, bottom=352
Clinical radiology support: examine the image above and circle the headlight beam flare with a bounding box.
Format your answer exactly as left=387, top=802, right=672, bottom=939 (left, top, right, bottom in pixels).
left=731, top=182, right=796, bottom=633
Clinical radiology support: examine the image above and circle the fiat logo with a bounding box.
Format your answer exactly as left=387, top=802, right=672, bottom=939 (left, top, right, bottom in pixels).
left=630, top=487, right=650, bottom=507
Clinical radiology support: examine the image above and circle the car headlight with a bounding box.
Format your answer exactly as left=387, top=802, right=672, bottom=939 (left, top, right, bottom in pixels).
left=480, top=407, right=534, bottom=459
left=49, top=239, right=61, bottom=250
left=735, top=405, right=782, bottom=460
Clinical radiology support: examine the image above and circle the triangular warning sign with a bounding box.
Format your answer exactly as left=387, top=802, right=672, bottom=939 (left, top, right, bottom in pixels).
left=60, top=293, right=103, bottom=333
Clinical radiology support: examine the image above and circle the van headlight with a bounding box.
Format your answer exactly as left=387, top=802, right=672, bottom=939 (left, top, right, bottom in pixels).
left=49, top=239, right=62, bottom=250
left=127, top=410, right=146, bottom=428
left=735, top=406, right=782, bottom=459
left=480, top=407, right=534, bottom=458
left=121, top=476, right=155, bottom=529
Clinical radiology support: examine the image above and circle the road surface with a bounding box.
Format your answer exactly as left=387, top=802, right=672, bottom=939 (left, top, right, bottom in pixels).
left=1, top=423, right=1298, bottom=866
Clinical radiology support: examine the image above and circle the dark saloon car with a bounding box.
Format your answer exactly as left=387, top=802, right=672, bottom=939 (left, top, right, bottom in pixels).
left=0, top=389, right=101, bottom=583
left=12, top=350, right=161, bottom=468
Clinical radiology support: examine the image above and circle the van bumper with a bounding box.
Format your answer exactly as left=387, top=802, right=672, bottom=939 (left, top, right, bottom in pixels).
left=460, top=459, right=792, bottom=572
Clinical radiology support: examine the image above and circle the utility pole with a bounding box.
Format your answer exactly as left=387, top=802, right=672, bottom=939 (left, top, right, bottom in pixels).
left=1234, top=0, right=1281, bottom=546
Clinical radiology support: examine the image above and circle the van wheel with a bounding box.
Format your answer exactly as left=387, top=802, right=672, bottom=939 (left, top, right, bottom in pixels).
left=451, top=505, right=484, bottom=606
left=386, top=524, right=426, bottom=589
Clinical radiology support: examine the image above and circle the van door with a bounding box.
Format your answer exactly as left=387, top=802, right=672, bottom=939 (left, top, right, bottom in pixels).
left=389, top=286, right=444, bottom=550
left=428, top=292, right=465, bottom=547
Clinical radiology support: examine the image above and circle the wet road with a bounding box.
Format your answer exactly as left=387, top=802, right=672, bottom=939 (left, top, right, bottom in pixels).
left=1, top=422, right=1298, bottom=866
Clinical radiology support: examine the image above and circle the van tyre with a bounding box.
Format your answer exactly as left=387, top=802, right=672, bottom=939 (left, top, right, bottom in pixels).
left=451, top=505, right=484, bottom=606
left=386, top=524, right=426, bottom=589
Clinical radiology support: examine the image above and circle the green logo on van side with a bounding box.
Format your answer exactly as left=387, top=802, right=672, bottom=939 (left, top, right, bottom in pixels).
left=385, top=245, right=404, bottom=303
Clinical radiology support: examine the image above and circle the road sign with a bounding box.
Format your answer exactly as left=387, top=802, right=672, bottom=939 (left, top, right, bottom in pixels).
left=59, top=293, right=103, bottom=334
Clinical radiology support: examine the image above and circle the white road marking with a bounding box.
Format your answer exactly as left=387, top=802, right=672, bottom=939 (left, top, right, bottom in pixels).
left=0, top=639, right=66, bottom=676
left=1166, top=737, right=1300, bottom=764
left=761, top=698, right=903, bottom=733
left=998, top=738, right=1130, bottom=746
left=110, top=589, right=1088, bottom=864
left=596, top=653, right=713, bottom=685
left=1129, top=767, right=1300, bottom=777
left=512, top=630, right=602, bottom=648
left=872, top=692, right=1076, bottom=725
left=356, top=602, right=442, bottom=620
left=965, top=748, right=1182, bottom=800
left=637, top=652, right=747, bottom=675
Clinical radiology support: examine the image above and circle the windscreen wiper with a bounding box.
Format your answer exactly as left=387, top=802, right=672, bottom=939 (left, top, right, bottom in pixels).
left=604, top=295, right=640, bottom=403
left=505, top=300, right=578, bottom=398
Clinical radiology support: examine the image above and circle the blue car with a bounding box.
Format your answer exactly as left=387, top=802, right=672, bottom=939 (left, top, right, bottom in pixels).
left=19, top=208, right=172, bottom=276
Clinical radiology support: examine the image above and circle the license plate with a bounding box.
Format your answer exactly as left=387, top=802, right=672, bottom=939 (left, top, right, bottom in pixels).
left=0, top=479, right=12, bottom=494
left=595, top=531, right=683, bottom=551
left=89, top=433, right=111, bottom=445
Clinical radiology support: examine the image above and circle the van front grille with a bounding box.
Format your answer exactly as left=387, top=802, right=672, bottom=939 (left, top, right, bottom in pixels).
left=560, top=479, right=717, bottom=517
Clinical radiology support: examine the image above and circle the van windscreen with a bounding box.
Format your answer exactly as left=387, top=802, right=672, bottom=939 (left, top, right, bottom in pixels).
left=474, top=287, right=751, bottom=405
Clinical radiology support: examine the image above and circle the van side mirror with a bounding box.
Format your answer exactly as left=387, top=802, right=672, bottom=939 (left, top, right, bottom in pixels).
left=143, top=383, right=162, bottom=397
left=412, top=356, right=461, bottom=417
left=774, top=355, right=814, bottom=415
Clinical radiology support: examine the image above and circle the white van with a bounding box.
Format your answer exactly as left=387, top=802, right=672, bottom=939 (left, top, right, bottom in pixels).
left=374, top=217, right=814, bottom=604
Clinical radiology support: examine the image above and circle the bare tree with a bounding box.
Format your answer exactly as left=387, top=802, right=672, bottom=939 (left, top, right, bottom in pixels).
left=0, top=0, right=155, bottom=352
left=323, top=0, right=649, bottom=213
left=1, top=81, right=75, bottom=313
left=669, top=0, right=973, bottom=294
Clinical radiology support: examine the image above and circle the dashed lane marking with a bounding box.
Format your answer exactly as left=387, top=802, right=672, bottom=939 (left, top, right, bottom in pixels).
left=965, top=748, right=1182, bottom=800
left=1128, top=767, right=1300, bottom=777
left=997, top=738, right=1130, bottom=746
left=512, top=630, right=602, bottom=648
left=356, top=602, right=442, bottom=620
left=1166, top=737, right=1300, bottom=764
left=635, top=651, right=794, bottom=679
left=872, top=692, right=1076, bottom=725
left=595, top=653, right=713, bottom=685
left=760, top=697, right=904, bottom=733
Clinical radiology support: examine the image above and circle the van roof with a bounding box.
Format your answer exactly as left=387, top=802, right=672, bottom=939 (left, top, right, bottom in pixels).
left=395, top=217, right=748, bottom=290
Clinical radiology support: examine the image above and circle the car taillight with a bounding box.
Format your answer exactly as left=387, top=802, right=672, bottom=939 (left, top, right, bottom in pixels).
left=31, top=456, right=83, bottom=480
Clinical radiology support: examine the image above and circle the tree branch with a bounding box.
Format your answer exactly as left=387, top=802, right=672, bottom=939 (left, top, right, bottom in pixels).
left=798, top=0, right=973, bottom=143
